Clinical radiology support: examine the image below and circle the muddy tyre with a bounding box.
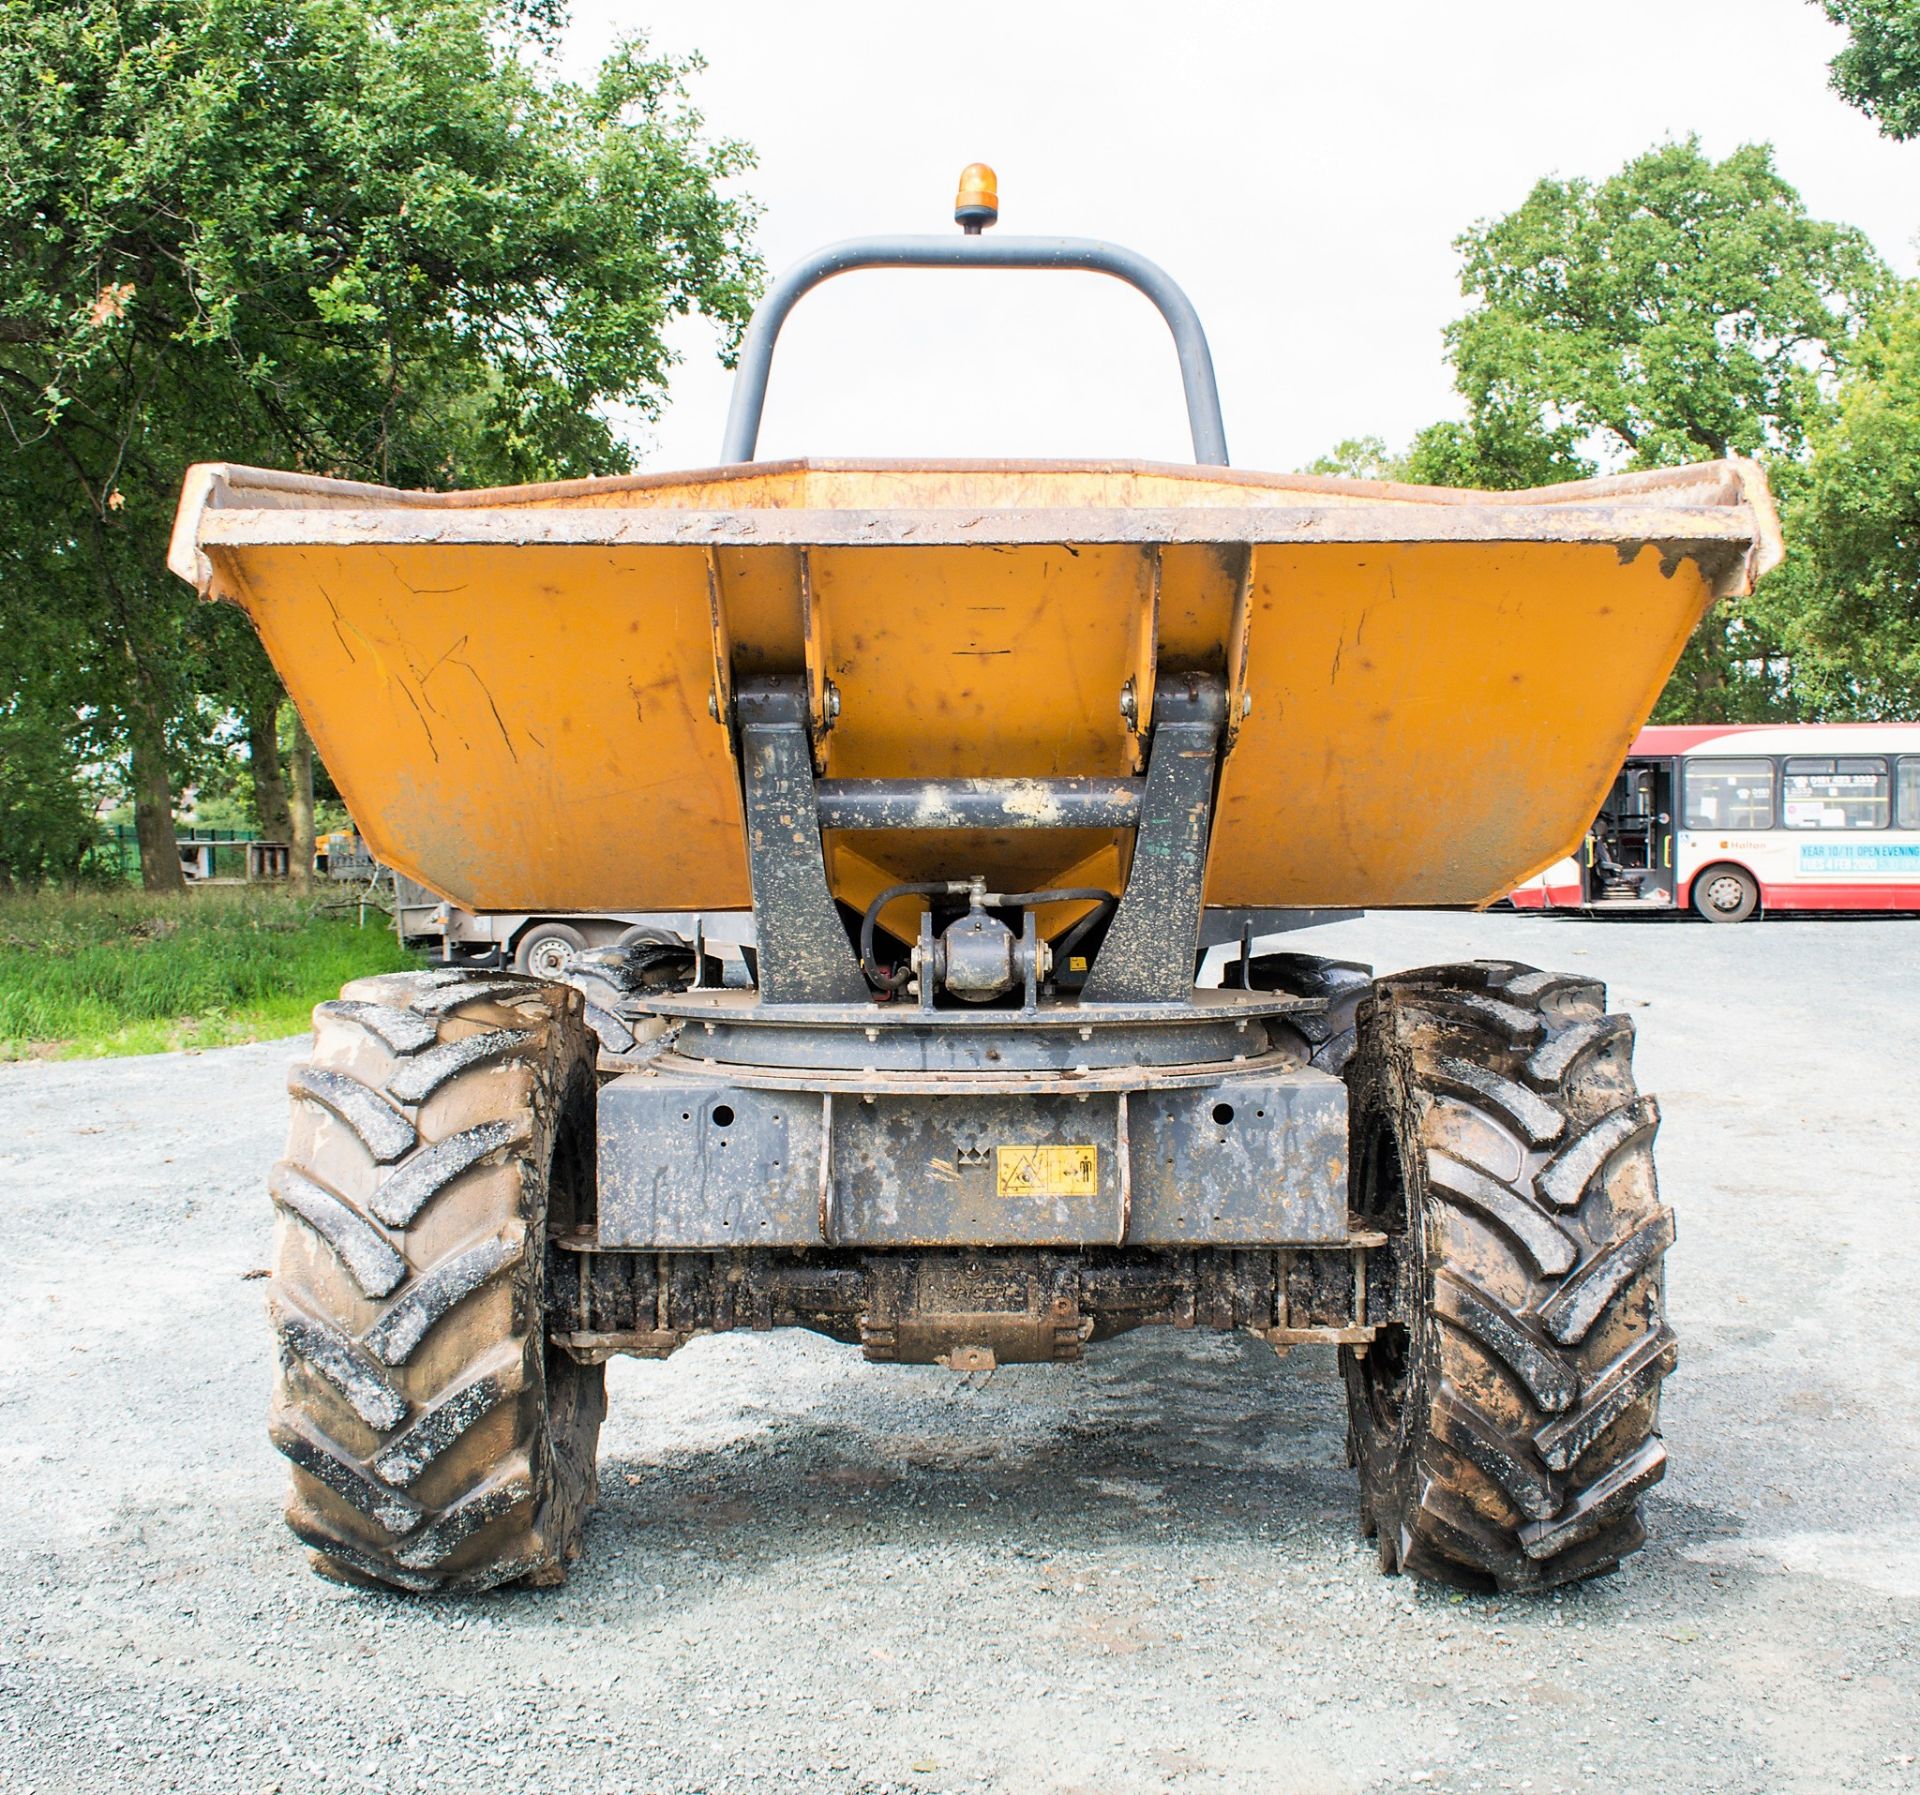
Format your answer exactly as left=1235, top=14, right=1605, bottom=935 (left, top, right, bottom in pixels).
left=268, top=969, right=605, bottom=1591
left=1241, top=951, right=1372, bottom=1072
left=560, top=933, right=700, bottom=1058
left=1342, top=960, right=1675, bottom=1591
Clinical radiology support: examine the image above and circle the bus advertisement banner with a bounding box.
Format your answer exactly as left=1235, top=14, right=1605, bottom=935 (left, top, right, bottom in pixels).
left=1796, top=842, right=1920, bottom=877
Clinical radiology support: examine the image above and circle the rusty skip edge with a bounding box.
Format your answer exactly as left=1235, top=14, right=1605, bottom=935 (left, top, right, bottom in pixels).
left=170, top=450, right=1777, bottom=519
left=168, top=457, right=1785, bottom=597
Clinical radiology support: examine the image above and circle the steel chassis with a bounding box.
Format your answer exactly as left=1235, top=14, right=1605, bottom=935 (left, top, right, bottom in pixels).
left=564, top=231, right=1402, bottom=1371
left=572, top=673, right=1401, bottom=1368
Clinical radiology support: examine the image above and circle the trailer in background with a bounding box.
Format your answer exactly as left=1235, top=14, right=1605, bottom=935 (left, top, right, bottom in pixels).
left=390, top=874, right=758, bottom=977
left=392, top=871, right=1347, bottom=982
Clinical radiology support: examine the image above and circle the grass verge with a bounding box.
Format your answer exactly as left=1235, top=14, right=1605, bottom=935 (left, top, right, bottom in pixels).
left=0, top=887, right=419, bottom=1060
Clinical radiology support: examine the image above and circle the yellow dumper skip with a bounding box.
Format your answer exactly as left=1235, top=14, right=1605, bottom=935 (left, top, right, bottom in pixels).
left=169, top=454, right=1781, bottom=919
left=205, top=171, right=1776, bottom=1601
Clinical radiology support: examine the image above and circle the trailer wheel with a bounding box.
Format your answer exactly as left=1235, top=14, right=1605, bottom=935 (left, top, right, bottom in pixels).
left=514, top=921, right=588, bottom=977
left=1341, top=960, right=1674, bottom=1591
left=1690, top=864, right=1758, bottom=924
left=268, top=969, right=605, bottom=1590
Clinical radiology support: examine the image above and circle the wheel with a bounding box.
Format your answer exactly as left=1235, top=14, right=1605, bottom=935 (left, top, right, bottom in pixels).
left=514, top=921, right=588, bottom=977
left=1691, top=864, right=1758, bottom=924
left=269, top=968, right=605, bottom=1590
left=1341, top=959, right=1675, bottom=1591
left=1240, top=952, right=1372, bottom=1073
left=561, top=933, right=700, bottom=1056
left=614, top=923, right=682, bottom=952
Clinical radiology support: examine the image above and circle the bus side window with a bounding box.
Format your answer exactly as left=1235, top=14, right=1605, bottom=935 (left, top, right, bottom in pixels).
left=1682, top=758, right=1774, bottom=830
left=1783, top=757, right=1889, bottom=830
left=1898, top=758, right=1920, bottom=830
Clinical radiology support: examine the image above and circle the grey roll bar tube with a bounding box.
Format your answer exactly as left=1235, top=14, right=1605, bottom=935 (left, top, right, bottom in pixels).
left=718, top=235, right=1230, bottom=466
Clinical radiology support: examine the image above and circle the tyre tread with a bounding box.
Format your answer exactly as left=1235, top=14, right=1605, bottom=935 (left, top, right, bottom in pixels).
left=270, top=971, right=601, bottom=1592
left=269, top=1162, right=406, bottom=1298
left=287, top=1064, right=416, bottom=1163
left=360, top=1229, right=523, bottom=1368
left=269, top=1295, right=407, bottom=1431
left=370, top=1343, right=526, bottom=1488
left=1343, top=960, right=1675, bottom=1592
left=1537, top=1097, right=1659, bottom=1211
left=387, top=1029, right=534, bottom=1105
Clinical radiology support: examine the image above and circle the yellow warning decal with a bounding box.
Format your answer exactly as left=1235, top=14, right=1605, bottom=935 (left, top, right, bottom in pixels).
left=995, top=1144, right=1098, bottom=1198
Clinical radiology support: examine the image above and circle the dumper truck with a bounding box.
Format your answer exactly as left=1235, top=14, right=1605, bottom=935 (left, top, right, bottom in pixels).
left=169, top=166, right=1781, bottom=1595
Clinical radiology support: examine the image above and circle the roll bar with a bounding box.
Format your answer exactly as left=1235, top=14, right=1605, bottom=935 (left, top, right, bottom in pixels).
left=718, top=231, right=1231, bottom=467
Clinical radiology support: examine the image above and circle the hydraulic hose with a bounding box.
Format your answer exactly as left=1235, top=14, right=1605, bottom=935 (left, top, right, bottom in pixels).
left=859, top=881, right=969, bottom=991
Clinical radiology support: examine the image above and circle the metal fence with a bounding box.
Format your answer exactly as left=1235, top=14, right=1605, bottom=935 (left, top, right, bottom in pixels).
left=89, top=823, right=292, bottom=883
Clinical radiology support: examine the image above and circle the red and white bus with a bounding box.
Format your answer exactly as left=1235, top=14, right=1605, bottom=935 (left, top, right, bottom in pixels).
left=1510, top=723, right=1920, bottom=922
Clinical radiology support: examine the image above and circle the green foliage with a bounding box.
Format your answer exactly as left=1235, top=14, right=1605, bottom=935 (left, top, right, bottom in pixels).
left=1326, top=139, right=1886, bottom=500
left=1765, top=282, right=1920, bottom=716
left=0, top=688, right=100, bottom=886
left=0, top=885, right=417, bottom=1056
left=1, top=0, right=759, bottom=485
left=1400, top=417, right=1588, bottom=491
left=1819, top=0, right=1920, bottom=139
left=0, top=462, right=112, bottom=883
left=1647, top=605, right=1797, bottom=723
left=1446, top=138, right=1887, bottom=470
left=0, top=0, right=759, bottom=884
left=1326, top=139, right=1896, bottom=722
left=1299, top=424, right=1575, bottom=492
left=1303, top=435, right=1400, bottom=481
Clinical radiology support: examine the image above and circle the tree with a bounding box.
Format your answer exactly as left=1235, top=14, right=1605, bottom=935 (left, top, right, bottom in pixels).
left=1819, top=0, right=1920, bottom=139
left=1397, top=415, right=1590, bottom=491
left=1439, top=139, right=1889, bottom=717
left=1336, top=139, right=1888, bottom=717
left=1764, top=282, right=1920, bottom=716
left=1301, top=423, right=1582, bottom=491
left=0, top=568, right=103, bottom=891
left=0, top=444, right=118, bottom=887
left=0, top=690, right=98, bottom=889
left=1444, top=139, right=1886, bottom=472
left=0, top=0, right=759, bottom=887
left=1321, top=140, right=1886, bottom=495
left=1302, top=436, right=1399, bottom=481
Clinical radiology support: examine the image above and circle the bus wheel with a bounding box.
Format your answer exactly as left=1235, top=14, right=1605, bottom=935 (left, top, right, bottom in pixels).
left=1690, top=865, right=1758, bottom=924
left=1341, top=961, right=1674, bottom=1591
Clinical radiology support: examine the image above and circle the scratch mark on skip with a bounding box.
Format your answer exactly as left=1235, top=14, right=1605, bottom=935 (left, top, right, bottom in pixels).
left=449, top=656, right=518, bottom=763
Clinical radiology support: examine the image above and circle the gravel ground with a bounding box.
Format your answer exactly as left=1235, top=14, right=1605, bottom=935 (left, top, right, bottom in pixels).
left=2, top=910, right=1917, bottom=1795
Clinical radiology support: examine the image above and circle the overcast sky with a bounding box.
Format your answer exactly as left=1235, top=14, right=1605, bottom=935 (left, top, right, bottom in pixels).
left=566, top=1, right=1917, bottom=476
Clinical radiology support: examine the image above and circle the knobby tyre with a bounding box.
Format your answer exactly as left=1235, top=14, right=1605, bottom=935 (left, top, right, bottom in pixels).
left=1240, top=950, right=1372, bottom=1073
left=268, top=969, right=605, bottom=1591
left=559, top=932, right=701, bottom=1059
left=1341, top=960, right=1675, bottom=1591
